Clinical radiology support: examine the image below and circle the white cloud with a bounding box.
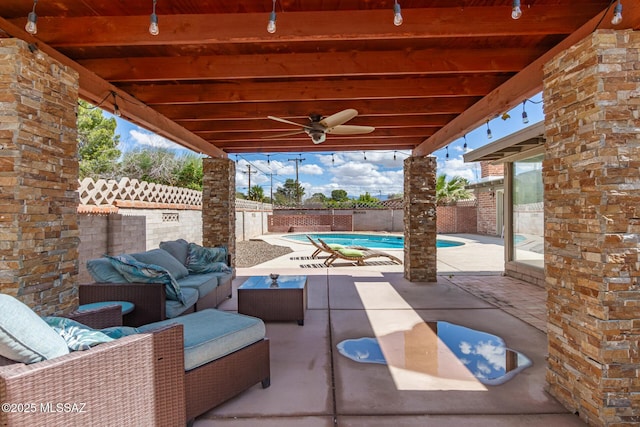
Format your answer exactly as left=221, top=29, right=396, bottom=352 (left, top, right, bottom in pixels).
left=128, top=129, right=182, bottom=150
left=459, top=341, right=472, bottom=355
left=300, top=164, right=323, bottom=175
left=438, top=155, right=479, bottom=182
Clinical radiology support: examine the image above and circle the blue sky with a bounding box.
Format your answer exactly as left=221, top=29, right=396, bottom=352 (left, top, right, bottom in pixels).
left=111, top=93, right=544, bottom=199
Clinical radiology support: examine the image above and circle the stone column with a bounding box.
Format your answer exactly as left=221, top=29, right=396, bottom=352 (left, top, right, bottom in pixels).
left=0, top=39, right=79, bottom=315
left=543, top=30, right=640, bottom=426
left=202, top=157, right=236, bottom=268
left=403, top=155, right=437, bottom=282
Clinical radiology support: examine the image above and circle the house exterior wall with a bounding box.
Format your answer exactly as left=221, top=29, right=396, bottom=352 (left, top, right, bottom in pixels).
left=0, top=40, right=79, bottom=315
left=543, top=29, right=640, bottom=426
left=436, top=202, right=478, bottom=234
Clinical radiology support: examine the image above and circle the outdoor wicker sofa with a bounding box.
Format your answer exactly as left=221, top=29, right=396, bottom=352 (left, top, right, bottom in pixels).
left=0, top=305, right=186, bottom=427
left=1, top=300, right=271, bottom=426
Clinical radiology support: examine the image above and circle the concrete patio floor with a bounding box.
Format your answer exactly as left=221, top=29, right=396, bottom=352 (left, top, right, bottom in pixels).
left=194, top=234, right=583, bottom=427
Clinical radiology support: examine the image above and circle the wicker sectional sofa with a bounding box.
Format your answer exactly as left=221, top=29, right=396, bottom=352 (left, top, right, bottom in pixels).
left=0, top=298, right=271, bottom=426
left=81, top=239, right=233, bottom=327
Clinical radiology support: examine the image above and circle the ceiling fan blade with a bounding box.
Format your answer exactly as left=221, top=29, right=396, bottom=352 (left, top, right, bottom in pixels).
left=319, top=109, right=358, bottom=129
left=327, top=125, right=375, bottom=135
left=267, top=116, right=308, bottom=128
left=262, top=129, right=305, bottom=139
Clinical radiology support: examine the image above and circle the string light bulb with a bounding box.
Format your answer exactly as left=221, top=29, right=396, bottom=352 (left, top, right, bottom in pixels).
left=363, top=151, right=367, bottom=161
left=463, top=135, right=468, bottom=149
left=332, top=153, right=335, bottom=164
left=445, top=146, right=449, bottom=159
left=149, top=0, right=159, bottom=36
left=393, top=1, right=403, bottom=26
left=393, top=151, right=397, bottom=161
left=511, top=0, right=522, bottom=20
left=111, top=92, right=122, bottom=117
left=267, top=0, right=277, bottom=33
left=25, top=0, right=38, bottom=35
left=611, top=0, right=623, bottom=25
left=486, top=121, right=493, bottom=139
left=521, top=100, right=529, bottom=124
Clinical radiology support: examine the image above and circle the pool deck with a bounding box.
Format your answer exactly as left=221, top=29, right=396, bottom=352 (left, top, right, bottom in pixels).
left=194, top=233, right=580, bottom=427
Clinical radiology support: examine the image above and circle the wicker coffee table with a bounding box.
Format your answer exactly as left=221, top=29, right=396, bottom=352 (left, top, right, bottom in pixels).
left=238, top=275, right=307, bottom=325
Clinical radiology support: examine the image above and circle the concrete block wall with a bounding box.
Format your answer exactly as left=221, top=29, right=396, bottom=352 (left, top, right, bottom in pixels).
left=0, top=40, right=79, bottom=315
left=543, top=30, right=640, bottom=426
left=118, top=207, right=202, bottom=249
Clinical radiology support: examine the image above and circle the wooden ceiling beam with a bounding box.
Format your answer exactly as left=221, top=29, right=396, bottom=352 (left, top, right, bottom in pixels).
left=200, top=127, right=435, bottom=140
left=217, top=137, right=421, bottom=153
left=120, top=75, right=511, bottom=105
left=152, top=98, right=480, bottom=120
left=20, top=6, right=604, bottom=48
left=176, top=114, right=457, bottom=131
left=79, top=49, right=537, bottom=82
left=414, top=2, right=640, bottom=156
left=0, top=16, right=227, bottom=159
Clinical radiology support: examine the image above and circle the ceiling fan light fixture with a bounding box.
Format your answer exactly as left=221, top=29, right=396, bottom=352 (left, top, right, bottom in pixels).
left=611, top=0, right=623, bottom=25
left=393, top=1, right=403, bottom=26
left=267, top=0, right=277, bottom=33
left=25, top=0, right=38, bottom=35
left=511, top=0, right=522, bottom=20
left=149, top=0, right=159, bottom=36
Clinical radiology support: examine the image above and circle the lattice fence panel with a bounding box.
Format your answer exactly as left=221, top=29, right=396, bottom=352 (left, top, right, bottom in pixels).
left=78, top=177, right=202, bottom=206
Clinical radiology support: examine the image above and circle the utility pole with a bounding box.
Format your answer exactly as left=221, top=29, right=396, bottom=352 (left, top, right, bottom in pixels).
left=243, top=164, right=257, bottom=198
left=269, top=172, right=276, bottom=203
left=288, top=157, right=305, bottom=204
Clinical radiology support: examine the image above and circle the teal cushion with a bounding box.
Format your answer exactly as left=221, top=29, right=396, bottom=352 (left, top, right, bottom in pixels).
left=106, top=254, right=186, bottom=304
left=176, top=274, right=218, bottom=299
left=86, top=258, right=127, bottom=283
left=138, top=309, right=265, bottom=371
left=186, top=243, right=231, bottom=274
left=165, top=287, right=199, bottom=318
left=337, top=248, right=364, bottom=257
left=130, top=248, right=189, bottom=280
left=159, top=239, right=189, bottom=266
left=42, top=317, right=114, bottom=351
left=0, top=294, right=69, bottom=363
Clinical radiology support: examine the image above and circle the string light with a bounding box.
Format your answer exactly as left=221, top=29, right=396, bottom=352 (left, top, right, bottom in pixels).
left=521, top=100, right=529, bottom=124
left=25, top=0, right=38, bottom=35
left=445, top=146, right=449, bottom=159
left=267, top=154, right=271, bottom=165
left=331, top=153, right=335, bottom=164
left=511, top=0, right=522, bottom=20
left=393, top=1, right=403, bottom=26
left=611, top=0, right=623, bottom=25
left=149, top=0, right=159, bottom=36
left=486, top=120, right=493, bottom=140
left=463, top=134, right=468, bottom=149
left=363, top=151, right=367, bottom=161
left=393, top=151, right=397, bottom=161
left=267, top=0, right=277, bottom=33
left=111, top=92, right=121, bottom=117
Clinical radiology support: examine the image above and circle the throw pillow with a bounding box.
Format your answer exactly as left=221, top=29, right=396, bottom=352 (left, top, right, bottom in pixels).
left=43, top=317, right=114, bottom=351
left=186, top=243, right=231, bottom=274
left=106, top=254, right=186, bottom=305
left=0, top=294, right=69, bottom=364
left=100, top=326, right=141, bottom=339
left=159, top=239, right=189, bottom=266
left=130, top=248, right=189, bottom=280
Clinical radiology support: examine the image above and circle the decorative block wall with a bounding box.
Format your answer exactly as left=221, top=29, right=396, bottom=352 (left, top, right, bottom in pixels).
left=404, top=156, right=437, bottom=282
left=202, top=158, right=236, bottom=267
left=0, top=39, right=79, bottom=315
left=543, top=30, right=640, bottom=426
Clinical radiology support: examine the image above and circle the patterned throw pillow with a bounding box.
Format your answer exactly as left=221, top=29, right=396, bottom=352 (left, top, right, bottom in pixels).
left=43, top=317, right=114, bottom=351
left=106, top=254, right=186, bottom=304
left=100, top=326, right=141, bottom=339
left=186, top=243, right=232, bottom=274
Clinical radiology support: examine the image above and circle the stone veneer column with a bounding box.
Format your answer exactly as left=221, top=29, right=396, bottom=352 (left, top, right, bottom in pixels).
left=0, top=39, right=79, bottom=315
left=543, top=30, right=640, bottom=426
left=403, top=155, right=437, bottom=282
left=202, top=157, right=236, bottom=267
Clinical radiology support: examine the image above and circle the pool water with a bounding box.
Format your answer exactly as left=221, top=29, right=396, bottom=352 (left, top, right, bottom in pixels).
left=337, top=321, right=532, bottom=386
left=286, top=233, right=464, bottom=249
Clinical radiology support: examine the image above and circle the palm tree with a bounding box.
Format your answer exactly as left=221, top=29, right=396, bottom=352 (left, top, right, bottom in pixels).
left=436, top=174, right=472, bottom=205
left=248, top=185, right=265, bottom=202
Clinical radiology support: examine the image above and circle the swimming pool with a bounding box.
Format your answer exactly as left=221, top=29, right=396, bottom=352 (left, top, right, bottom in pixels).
left=285, top=233, right=464, bottom=249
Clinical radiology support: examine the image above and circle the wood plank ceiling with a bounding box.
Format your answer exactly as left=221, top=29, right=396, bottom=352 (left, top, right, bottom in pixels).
left=1, top=1, right=637, bottom=157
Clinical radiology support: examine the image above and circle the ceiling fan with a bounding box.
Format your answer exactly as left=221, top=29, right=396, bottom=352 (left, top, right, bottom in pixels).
left=266, top=109, right=375, bottom=144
